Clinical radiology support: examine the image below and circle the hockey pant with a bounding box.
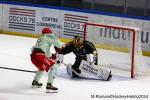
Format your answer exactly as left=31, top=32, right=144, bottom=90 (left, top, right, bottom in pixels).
left=31, top=49, right=55, bottom=72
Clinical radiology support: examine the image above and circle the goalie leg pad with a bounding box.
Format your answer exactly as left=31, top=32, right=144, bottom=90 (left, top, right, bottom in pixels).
left=79, top=60, right=112, bottom=81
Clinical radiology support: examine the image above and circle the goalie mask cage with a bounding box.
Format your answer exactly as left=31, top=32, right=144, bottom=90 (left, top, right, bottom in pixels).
left=83, top=22, right=149, bottom=78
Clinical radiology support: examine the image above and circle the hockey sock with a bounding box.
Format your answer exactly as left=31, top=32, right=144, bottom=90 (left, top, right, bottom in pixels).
left=33, top=70, right=43, bottom=82
left=47, top=64, right=58, bottom=84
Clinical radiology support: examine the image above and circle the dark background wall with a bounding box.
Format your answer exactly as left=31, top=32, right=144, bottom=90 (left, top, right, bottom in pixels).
left=3, top=0, right=150, bottom=17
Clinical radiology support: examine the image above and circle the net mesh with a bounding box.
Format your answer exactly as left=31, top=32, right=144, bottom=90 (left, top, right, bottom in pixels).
left=84, top=23, right=150, bottom=78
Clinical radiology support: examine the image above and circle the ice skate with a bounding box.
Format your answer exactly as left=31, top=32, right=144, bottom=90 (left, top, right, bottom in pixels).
left=72, top=66, right=81, bottom=74
left=106, top=71, right=112, bottom=81
left=46, top=83, right=58, bottom=93
left=71, top=72, right=80, bottom=78
left=32, top=80, right=43, bottom=88
left=65, top=64, right=80, bottom=78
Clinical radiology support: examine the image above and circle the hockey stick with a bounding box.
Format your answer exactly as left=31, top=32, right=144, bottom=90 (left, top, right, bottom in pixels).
left=0, top=66, right=36, bottom=73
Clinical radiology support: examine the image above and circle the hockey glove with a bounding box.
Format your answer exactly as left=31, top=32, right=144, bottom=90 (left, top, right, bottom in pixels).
left=51, top=54, right=57, bottom=60
left=93, top=50, right=97, bottom=61
left=56, top=54, right=64, bottom=64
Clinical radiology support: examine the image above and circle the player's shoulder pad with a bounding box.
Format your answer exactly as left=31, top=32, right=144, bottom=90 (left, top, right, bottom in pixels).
left=66, top=41, right=74, bottom=46
left=84, top=41, right=95, bottom=48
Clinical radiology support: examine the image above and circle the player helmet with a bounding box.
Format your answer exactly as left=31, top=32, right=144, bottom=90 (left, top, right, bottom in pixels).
left=42, top=28, right=52, bottom=34
left=73, top=35, right=84, bottom=49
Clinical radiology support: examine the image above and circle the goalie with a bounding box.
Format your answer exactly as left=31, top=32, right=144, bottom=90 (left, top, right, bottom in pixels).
left=59, top=35, right=112, bottom=81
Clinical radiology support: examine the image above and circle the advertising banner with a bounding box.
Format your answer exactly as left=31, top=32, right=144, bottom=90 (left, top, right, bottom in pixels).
left=1, top=3, right=150, bottom=52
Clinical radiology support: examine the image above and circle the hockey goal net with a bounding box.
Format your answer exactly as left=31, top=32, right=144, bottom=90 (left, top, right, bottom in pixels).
left=83, top=22, right=149, bottom=78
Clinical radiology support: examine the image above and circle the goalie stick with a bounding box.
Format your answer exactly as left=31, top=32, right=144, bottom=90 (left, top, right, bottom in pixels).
left=0, top=66, right=36, bottom=73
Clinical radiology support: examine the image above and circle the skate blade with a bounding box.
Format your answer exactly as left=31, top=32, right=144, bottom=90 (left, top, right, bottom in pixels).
left=46, top=89, right=58, bottom=93
left=32, top=85, right=42, bottom=88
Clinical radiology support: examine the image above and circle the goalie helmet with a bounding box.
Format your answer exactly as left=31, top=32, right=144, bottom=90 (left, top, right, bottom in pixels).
left=72, top=35, right=84, bottom=49
left=42, top=28, right=52, bottom=34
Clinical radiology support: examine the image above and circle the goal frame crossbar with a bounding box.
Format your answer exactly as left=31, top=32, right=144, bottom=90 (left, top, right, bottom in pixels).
left=83, top=22, right=136, bottom=78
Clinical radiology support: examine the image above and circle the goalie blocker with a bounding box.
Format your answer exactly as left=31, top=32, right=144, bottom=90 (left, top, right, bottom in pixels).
left=66, top=60, right=112, bottom=81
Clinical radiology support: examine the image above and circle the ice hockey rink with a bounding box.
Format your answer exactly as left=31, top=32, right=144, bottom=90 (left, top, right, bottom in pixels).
left=0, top=34, right=150, bottom=100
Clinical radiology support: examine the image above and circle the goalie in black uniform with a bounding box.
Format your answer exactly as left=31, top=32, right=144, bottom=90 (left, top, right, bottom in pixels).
left=59, top=35, right=112, bottom=81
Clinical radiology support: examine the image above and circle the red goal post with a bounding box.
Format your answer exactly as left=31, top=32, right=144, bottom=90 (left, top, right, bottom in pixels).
left=83, top=22, right=140, bottom=78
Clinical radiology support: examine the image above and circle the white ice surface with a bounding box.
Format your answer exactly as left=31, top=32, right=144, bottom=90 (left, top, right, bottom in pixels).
left=0, top=34, right=150, bottom=100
